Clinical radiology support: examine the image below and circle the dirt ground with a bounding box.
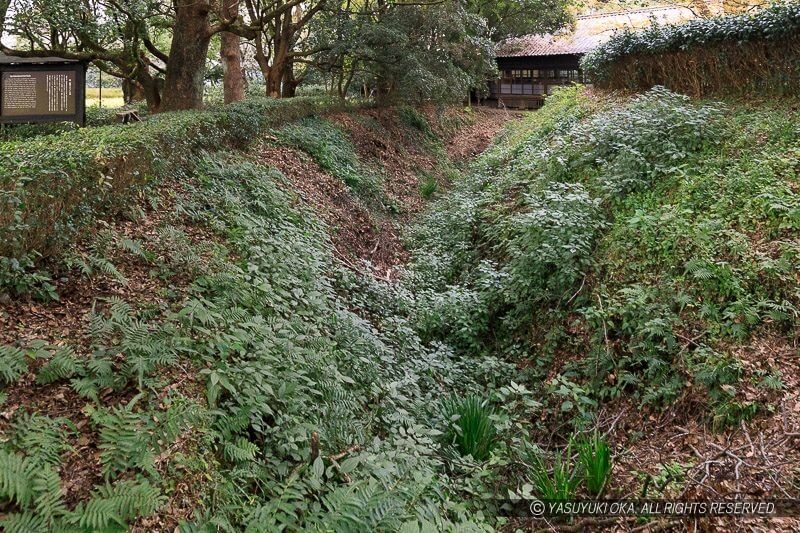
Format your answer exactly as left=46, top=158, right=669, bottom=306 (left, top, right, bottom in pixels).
left=441, top=107, right=523, bottom=160
left=0, top=183, right=209, bottom=524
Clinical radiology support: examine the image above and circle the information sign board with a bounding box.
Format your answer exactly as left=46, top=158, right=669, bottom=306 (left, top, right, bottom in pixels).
left=0, top=58, right=86, bottom=125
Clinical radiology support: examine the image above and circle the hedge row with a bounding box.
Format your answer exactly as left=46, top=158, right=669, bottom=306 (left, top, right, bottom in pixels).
left=581, top=3, right=800, bottom=95
left=0, top=96, right=348, bottom=264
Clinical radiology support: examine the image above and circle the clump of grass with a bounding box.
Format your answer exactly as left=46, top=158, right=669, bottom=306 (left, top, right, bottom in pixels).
left=420, top=175, right=438, bottom=199
left=527, top=442, right=580, bottom=501
left=398, top=106, right=432, bottom=136
left=275, top=117, right=383, bottom=203
left=442, top=395, right=496, bottom=461
left=577, top=432, right=612, bottom=496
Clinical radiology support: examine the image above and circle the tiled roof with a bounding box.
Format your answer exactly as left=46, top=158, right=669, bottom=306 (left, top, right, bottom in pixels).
left=497, top=6, right=696, bottom=57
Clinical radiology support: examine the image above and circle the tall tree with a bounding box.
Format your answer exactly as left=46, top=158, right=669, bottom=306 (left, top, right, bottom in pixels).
left=244, top=0, right=327, bottom=97
left=220, top=0, right=247, bottom=103
left=310, top=0, right=496, bottom=103
left=0, top=0, right=9, bottom=37
left=2, top=0, right=170, bottom=110
left=160, top=0, right=215, bottom=110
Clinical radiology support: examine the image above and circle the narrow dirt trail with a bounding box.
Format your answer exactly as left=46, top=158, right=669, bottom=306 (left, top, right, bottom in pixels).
left=442, top=108, right=523, bottom=160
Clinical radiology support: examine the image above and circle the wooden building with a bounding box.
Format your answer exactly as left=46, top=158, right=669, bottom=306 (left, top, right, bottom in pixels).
left=487, top=6, right=695, bottom=109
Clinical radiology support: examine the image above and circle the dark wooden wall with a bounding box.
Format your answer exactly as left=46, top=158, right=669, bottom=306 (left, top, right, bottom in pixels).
left=483, top=54, right=584, bottom=109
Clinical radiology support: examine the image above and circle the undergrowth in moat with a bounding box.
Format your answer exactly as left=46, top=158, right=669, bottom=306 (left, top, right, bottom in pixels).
left=1, top=87, right=799, bottom=530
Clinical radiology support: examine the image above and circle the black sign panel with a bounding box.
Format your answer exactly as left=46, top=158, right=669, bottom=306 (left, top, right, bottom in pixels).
left=0, top=62, right=85, bottom=125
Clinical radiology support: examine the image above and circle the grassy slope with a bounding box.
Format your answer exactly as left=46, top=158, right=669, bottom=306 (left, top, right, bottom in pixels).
left=403, top=87, right=800, bottom=521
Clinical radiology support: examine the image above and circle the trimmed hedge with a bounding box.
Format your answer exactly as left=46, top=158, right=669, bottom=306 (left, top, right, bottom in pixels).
left=0, top=96, right=348, bottom=265
left=582, top=3, right=800, bottom=95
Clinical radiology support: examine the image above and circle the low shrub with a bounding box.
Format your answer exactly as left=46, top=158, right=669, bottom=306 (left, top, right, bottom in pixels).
left=410, top=87, right=723, bottom=342
left=0, top=121, right=79, bottom=141
left=406, top=85, right=799, bottom=425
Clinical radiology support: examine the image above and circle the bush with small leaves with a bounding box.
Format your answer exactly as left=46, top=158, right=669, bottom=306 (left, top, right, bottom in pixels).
left=582, top=4, right=800, bottom=96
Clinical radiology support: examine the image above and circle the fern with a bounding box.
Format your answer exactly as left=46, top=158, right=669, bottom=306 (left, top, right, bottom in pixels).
left=223, top=438, right=259, bottom=463
left=70, top=376, right=102, bottom=402
left=0, top=450, right=37, bottom=507
left=66, top=253, right=128, bottom=284
left=118, top=237, right=150, bottom=260
left=93, top=229, right=117, bottom=256
left=65, top=480, right=164, bottom=531
left=36, top=345, right=84, bottom=385
left=119, top=319, right=178, bottom=389
left=10, top=413, right=74, bottom=466
left=213, top=407, right=252, bottom=439
left=87, top=308, right=113, bottom=343
left=0, top=344, right=29, bottom=385
left=71, top=355, right=116, bottom=402
left=107, top=297, right=134, bottom=322
left=83, top=297, right=181, bottom=391
left=241, top=473, right=312, bottom=532
left=317, top=481, right=408, bottom=532
left=92, top=403, right=156, bottom=479
left=155, top=397, right=202, bottom=446
left=0, top=511, right=48, bottom=533
left=32, top=466, right=66, bottom=525
left=0, top=449, right=66, bottom=527
left=685, top=257, right=714, bottom=281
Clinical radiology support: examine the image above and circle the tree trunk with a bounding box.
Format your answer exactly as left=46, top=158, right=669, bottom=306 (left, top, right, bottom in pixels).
left=160, top=0, right=213, bottom=111
left=340, top=60, right=358, bottom=99
left=267, top=12, right=293, bottom=98
left=267, top=69, right=281, bottom=98
left=220, top=0, right=246, bottom=104
left=267, top=42, right=288, bottom=98
left=281, top=64, right=298, bottom=97
left=122, top=78, right=146, bottom=104
left=136, top=66, right=163, bottom=112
